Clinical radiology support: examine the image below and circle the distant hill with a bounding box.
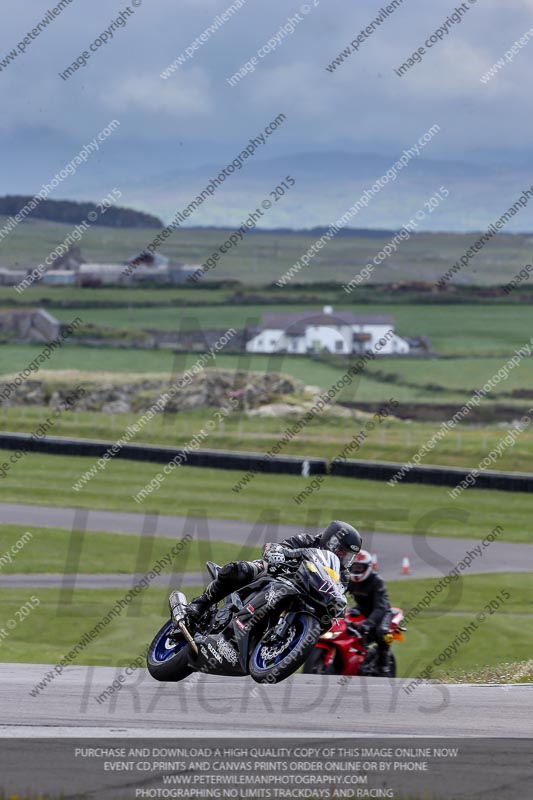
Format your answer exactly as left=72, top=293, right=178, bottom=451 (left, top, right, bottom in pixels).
left=111, top=151, right=533, bottom=234
left=0, top=195, right=163, bottom=229
left=191, top=225, right=400, bottom=238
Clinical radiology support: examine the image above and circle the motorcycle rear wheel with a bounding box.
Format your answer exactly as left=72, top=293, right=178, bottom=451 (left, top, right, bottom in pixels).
left=360, top=649, right=397, bottom=678
left=147, top=619, right=194, bottom=682
left=249, top=613, right=320, bottom=684
left=386, top=652, right=397, bottom=678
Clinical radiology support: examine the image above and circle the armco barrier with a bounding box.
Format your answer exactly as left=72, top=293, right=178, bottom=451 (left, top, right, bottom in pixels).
left=1, top=432, right=532, bottom=491
left=0, top=432, right=327, bottom=476
left=329, top=457, right=533, bottom=493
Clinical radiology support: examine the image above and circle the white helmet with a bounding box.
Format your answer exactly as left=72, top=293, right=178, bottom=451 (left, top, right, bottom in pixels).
left=349, top=549, right=373, bottom=583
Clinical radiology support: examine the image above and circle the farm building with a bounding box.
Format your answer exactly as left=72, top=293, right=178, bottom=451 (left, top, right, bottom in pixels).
left=41, top=270, right=77, bottom=286
left=0, top=308, right=60, bottom=342
left=245, top=306, right=410, bottom=355
left=0, top=268, right=28, bottom=286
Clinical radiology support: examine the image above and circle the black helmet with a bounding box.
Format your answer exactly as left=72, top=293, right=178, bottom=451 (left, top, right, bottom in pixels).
left=320, top=520, right=362, bottom=568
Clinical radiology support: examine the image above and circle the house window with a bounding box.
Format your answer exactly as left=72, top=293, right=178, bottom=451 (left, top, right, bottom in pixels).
left=335, top=340, right=344, bottom=352
left=270, top=339, right=277, bottom=346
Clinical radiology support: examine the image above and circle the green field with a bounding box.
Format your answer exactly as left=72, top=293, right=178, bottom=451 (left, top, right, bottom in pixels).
left=0, top=587, right=176, bottom=668
left=2, top=216, right=533, bottom=285
left=2, top=405, right=533, bottom=473
left=208, top=353, right=533, bottom=404
left=1, top=281, right=531, bottom=308
left=45, top=302, right=533, bottom=356
left=3, top=344, right=533, bottom=407
left=388, top=573, right=532, bottom=680
left=0, top=283, right=231, bottom=306
left=0, top=450, right=529, bottom=542
left=1, top=574, right=530, bottom=680
left=0, top=345, right=180, bottom=375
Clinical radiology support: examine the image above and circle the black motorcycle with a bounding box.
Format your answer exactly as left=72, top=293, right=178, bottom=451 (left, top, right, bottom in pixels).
left=147, top=548, right=347, bottom=684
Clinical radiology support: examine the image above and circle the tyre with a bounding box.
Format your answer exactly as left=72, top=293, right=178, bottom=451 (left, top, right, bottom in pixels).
left=147, top=619, right=194, bottom=682
left=358, top=652, right=377, bottom=676
left=303, top=647, right=336, bottom=675
left=362, top=650, right=397, bottom=677
left=387, top=652, right=397, bottom=678
left=249, top=613, right=321, bottom=684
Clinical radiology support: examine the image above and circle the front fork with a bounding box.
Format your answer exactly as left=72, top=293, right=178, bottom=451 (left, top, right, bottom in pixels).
left=263, top=609, right=291, bottom=643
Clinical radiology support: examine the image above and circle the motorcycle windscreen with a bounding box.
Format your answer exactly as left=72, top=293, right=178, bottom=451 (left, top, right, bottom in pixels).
left=305, top=548, right=342, bottom=582
left=302, top=549, right=346, bottom=614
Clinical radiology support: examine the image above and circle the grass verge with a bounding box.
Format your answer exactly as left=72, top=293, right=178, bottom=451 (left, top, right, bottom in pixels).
left=1, top=403, right=533, bottom=472
left=438, top=659, right=533, bottom=684
left=0, top=450, right=530, bottom=543
left=0, top=524, right=258, bottom=575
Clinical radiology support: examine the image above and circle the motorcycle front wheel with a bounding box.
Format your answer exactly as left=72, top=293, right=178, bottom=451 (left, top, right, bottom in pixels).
left=147, top=619, right=194, bottom=682
left=249, top=613, right=320, bottom=684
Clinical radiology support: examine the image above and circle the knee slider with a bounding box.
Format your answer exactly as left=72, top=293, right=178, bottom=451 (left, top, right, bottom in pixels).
left=240, top=561, right=260, bottom=581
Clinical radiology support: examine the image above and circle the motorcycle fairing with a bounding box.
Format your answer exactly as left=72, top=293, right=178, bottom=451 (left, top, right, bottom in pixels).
left=189, top=578, right=301, bottom=676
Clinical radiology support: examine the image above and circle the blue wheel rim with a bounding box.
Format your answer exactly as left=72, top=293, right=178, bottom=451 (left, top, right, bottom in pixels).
left=253, top=615, right=308, bottom=671
left=152, top=621, right=188, bottom=663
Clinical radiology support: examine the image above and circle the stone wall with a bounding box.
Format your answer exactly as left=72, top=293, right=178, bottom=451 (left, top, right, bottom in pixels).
left=0, top=369, right=304, bottom=414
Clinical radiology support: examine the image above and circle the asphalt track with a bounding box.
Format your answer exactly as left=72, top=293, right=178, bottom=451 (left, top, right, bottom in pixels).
left=2, top=502, right=533, bottom=588
left=2, top=663, right=532, bottom=738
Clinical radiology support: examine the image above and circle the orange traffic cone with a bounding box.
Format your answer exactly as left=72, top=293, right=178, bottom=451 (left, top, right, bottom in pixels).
left=371, top=551, right=378, bottom=571
left=402, top=555, right=410, bottom=575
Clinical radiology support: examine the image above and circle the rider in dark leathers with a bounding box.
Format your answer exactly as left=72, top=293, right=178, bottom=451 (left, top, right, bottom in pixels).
left=347, top=549, right=394, bottom=674
left=169, top=521, right=363, bottom=626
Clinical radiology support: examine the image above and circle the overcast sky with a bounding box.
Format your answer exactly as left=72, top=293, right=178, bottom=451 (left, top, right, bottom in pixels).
left=1, top=0, right=533, bottom=204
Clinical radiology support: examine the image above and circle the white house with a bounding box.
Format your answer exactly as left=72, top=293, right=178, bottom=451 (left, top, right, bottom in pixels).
left=246, top=307, right=409, bottom=355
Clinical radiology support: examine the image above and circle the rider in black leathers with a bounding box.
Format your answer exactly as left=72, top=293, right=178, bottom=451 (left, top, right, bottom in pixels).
left=169, top=521, right=363, bottom=627
left=347, top=549, right=394, bottom=674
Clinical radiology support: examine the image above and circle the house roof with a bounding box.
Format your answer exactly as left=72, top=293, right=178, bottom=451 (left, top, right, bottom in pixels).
left=259, top=310, right=394, bottom=334
left=127, top=251, right=169, bottom=267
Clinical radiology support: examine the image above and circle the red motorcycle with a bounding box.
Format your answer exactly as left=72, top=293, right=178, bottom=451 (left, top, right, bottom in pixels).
left=303, top=607, right=405, bottom=677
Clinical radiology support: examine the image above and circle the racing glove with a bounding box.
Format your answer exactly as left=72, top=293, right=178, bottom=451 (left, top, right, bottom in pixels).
left=264, top=545, right=288, bottom=573
left=356, top=620, right=373, bottom=637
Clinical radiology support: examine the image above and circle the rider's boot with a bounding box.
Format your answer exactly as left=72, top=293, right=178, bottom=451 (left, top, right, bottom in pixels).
left=186, top=579, right=224, bottom=622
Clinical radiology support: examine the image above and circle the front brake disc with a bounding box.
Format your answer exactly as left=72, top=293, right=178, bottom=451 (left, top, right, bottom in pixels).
left=260, top=625, right=296, bottom=662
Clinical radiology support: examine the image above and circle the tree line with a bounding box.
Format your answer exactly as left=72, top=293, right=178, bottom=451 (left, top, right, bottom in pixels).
left=0, top=195, right=163, bottom=228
